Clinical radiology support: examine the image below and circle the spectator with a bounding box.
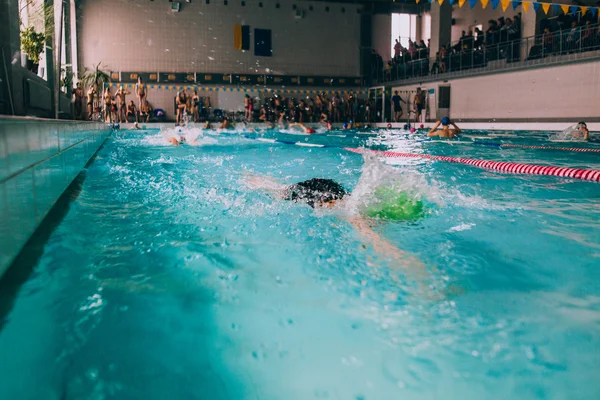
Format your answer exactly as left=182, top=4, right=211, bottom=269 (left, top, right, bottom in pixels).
left=565, top=21, right=580, bottom=53
left=414, top=87, right=426, bottom=124
left=191, top=89, right=200, bottom=122
left=580, top=20, right=594, bottom=49
left=391, top=90, right=406, bottom=122
left=140, top=100, right=152, bottom=123
left=126, top=100, right=138, bottom=123
left=418, top=40, right=427, bottom=59
left=431, top=51, right=441, bottom=74
left=175, top=90, right=188, bottom=124
left=474, top=28, right=484, bottom=49
left=439, top=46, right=448, bottom=73
left=394, top=39, right=401, bottom=60
left=543, top=26, right=554, bottom=55
left=73, top=82, right=83, bottom=119
left=135, top=77, right=147, bottom=109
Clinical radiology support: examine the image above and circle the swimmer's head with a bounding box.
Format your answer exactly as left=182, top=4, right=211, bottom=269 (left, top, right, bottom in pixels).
left=441, top=117, right=451, bottom=126
left=387, top=123, right=392, bottom=129
left=577, top=121, right=587, bottom=129
left=284, top=178, right=347, bottom=208
left=343, top=123, right=349, bottom=129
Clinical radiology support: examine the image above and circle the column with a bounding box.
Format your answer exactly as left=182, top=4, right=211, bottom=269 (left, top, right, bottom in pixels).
left=429, top=0, right=452, bottom=68
left=0, top=0, right=24, bottom=115
left=520, top=2, right=543, bottom=60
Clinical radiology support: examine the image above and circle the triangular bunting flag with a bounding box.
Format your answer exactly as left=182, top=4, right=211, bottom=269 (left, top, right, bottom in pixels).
left=501, top=0, right=510, bottom=11
left=541, top=3, right=550, bottom=14
left=438, top=0, right=444, bottom=5
left=533, top=2, right=540, bottom=12
left=480, top=0, right=489, bottom=9
left=580, top=6, right=588, bottom=15
left=469, top=0, right=478, bottom=7
left=591, top=7, right=597, bottom=17
left=512, top=0, right=519, bottom=11
left=560, top=4, right=569, bottom=14
left=459, top=0, right=466, bottom=7
left=449, top=0, right=455, bottom=4
left=416, top=0, right=420, bottom=3
left=491, top=0, right=499, bottom=9
left=570, top=5, right=578, bottom=15
left=522, top=1, right=530, bottom=12
left=552, top=4, right=560, bottom=14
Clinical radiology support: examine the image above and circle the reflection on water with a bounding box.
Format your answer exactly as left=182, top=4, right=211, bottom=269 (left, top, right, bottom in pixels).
left=0, top=129, right=599, bottom=399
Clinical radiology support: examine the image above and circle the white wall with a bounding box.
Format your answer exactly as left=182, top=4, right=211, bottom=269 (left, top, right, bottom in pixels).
left=392, top=60, right=600, bottom=121
left=76, top=0, right=361, bottom=76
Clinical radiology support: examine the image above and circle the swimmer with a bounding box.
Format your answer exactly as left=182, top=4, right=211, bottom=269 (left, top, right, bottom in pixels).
left=574, top=122, right=590, bottom=141
left=220, top=117, right=231, bottom=129
left=133, top=121, right=141, bottom=130
left=204, top=121, right=211, bottom=129
left=243, top=176, right=427, bottom=271
left=427, top=117, right=461, bottom=138
left=289, top=122, right=316, bottom=134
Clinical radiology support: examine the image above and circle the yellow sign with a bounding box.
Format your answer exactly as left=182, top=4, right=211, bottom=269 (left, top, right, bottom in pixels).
left=168, top=74, right=176, bottom=80
left=130, top=73, right=138, bottom=80
left=149, top=74, right=157, bottom=80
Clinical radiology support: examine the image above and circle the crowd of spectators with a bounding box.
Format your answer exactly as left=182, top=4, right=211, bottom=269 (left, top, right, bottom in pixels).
left=374, top=13, right=600, bottom=84
left=246, top=93, right=381, bottom=124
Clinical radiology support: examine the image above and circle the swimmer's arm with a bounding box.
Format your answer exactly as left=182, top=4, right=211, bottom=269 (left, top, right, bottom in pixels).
left=346, top=216, right=424, bottom=271
left=427, top=121, right=441, bottom=136
left=584, top=128, right=590, bottom=141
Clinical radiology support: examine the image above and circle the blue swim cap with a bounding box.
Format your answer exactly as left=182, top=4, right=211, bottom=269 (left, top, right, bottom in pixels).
left=441, top=117, right=450, bottom=126
left=343, top=123, right=348, bottom=129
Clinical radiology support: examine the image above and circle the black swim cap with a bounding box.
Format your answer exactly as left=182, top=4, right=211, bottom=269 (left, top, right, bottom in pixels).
left=284, top=178, right=347, bottom=208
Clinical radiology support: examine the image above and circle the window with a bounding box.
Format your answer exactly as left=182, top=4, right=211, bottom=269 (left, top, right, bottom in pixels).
left=391, top=13, right=418, bottom=57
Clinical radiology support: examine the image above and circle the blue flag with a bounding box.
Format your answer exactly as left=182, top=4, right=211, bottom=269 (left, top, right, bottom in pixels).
left=469, top=0, right=477, bottom=8
left=533, top=2, right=540, bottom=12
left=491, top=0, right=499, bottom=9
left=552, top=4, right=560, bottom=14
left=512, top=0, right=519, bottom=11
left=591, top=7, right=598, bottom=17
left=570, top=5, right=578, bottom=15
left=449, top=0, right=455, bottom=4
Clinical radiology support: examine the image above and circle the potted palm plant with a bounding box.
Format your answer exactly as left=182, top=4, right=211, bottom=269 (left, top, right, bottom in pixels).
left=20, top=26, right=45, bottom=73
left=80, top=63, right=110, bottom=92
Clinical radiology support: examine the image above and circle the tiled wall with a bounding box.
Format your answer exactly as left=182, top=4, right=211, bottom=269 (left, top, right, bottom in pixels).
left=76, top=0, right=361, bottom=77
left=0, top=119, right=110, bottom=277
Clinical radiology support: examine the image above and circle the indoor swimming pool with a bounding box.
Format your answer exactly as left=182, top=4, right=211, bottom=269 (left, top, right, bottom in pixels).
left=0, top=127, right=598, bottom=399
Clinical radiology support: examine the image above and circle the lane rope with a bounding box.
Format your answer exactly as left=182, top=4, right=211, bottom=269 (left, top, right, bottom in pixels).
left=243, top=135, right=600, bottom=183
left=345, top=148, right=600, bottom=183
left=473, top=141, right=600, bottom=153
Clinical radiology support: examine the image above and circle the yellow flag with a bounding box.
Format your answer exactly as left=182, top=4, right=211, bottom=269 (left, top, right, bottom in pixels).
left=416, top=0, right=420, bottom=3
left=501, top=0, right=510, bottom=11
left=459, top=0, right=466, bottom=7
left=481, top=0, right=489, bottom=9
left=580, top=6, right=588, bottom=15
left=438, top=0, right=444, bottom=5
left=542, top=3, right=550, bottom=14
left=522, top=2, right=530, bottom=12
left=560, top=4, right=569, bottom=14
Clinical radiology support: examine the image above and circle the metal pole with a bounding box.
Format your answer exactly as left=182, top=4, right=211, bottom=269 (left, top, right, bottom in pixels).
left=54, top=0, right=64, bottom=119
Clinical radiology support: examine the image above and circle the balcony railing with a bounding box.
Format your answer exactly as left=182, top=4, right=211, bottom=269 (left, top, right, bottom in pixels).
left=372, top=23, right=600, bottom=84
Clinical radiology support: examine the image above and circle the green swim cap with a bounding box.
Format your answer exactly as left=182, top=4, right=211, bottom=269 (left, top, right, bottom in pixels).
left=363, top=187, right=426, bottom=221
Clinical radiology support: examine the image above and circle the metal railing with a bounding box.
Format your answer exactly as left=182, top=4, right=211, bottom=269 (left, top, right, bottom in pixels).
left=372, top=22, right=600, bottom=84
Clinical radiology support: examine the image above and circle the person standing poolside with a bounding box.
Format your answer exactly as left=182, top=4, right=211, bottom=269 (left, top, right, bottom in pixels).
left=414, top=88, right=426, bottom=124
left=86, top=86, right=96, bottom=120
left=103, top=87, right=113, bottom=123
left=73, top=82, right=83, bottom=119
left=175, top=91, right=188, bottom=124
left=391, top=91, right=406, bottom=122
left=192, top=89, right=200, bottom=122
left=115, top=85, right=130, bottom=123
left=427, top=117, right=461, bottom=138
left=135, top=77, right=147, bottom=108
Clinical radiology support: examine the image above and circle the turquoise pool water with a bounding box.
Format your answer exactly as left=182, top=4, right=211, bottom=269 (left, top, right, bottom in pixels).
left=1, top=127, right=599, bottom=399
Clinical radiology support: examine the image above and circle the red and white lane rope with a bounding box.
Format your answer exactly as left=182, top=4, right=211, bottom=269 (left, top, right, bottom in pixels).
left=345, top=148, right=600, bottom=183
left=498, top=143, right=600, bottom=153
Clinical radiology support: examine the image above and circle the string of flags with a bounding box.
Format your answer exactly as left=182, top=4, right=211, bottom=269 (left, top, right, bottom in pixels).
left=107, top=83, right=367, bottom=96
left=417, top=0, right=598, bottom=17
